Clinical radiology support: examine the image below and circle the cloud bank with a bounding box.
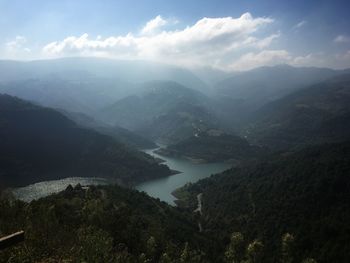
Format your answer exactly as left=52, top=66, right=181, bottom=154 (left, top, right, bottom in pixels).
left=43, top=13, right=280, bottom=70
left=3, top=13, right=342, bottom=71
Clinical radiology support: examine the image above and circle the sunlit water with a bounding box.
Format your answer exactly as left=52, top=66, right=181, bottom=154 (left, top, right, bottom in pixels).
left=11, top=148, right=230, bottom=205
left=135, top=148, right=231, bottom=205
left=12, top=177, right=110, bottom=202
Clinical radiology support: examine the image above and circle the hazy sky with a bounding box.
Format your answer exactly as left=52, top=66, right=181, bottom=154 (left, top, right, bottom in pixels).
left=1, top=0, right=350, bottom=70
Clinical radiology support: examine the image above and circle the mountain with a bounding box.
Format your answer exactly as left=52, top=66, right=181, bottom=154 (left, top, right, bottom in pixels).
left=100, top=81, right=222, bottom=144
left=0, top=76, right=137, bottom=115
left=156, top=131, right=267, bottom=163
left=192, top=67, right=233, bottom=86
left=0, top=57, right=208, bottom=91
left=245, top=74, right=350, bottom=150
left=0, top=184, right=219, bottom=262
left=60, top=110, right=156, bottom=149
left=0, top=58, right=209, bottom=120
left=216, top=64, right=347, bottom=107
left=0, top=94, right=171, bottom=188
left=214, top=65, right=350, bottom=127
left=176, top=141, right=350, bottom=263
left=137, top=102, right=222, bottom=145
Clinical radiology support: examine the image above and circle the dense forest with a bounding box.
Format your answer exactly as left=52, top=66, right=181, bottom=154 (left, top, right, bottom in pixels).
left=0, top=184, right=217, bottom=262
left=175, top=141, right=350, bottom=263
left=243, top=74, right=350, bottom=150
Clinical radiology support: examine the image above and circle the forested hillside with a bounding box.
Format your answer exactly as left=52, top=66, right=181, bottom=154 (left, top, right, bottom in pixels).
left=244, top=74, right=350, bottom=150
left=0, top=94, right=170, bottom=188
left=101, top=81, right=222, bottom=144
left=60, top=110, right=156, bottom=149
left=176, top=142, right=350, bottom=263
left=0, top=184, right=218, bottom=262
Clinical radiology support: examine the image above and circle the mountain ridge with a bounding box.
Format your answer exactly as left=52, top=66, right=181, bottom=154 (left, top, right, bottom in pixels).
left=0, top=94, right=171, bottom=188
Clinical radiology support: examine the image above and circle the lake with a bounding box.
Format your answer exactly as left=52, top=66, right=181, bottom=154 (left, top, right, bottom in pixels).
left=135, top=148, right=231, bottom=205
left=11, top=177, right=110, bottom=202
left=11, top=148, right=231, bottom=205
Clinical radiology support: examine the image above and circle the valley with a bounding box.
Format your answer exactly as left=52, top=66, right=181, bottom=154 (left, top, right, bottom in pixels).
left=1, top=57, right=350, bottom=263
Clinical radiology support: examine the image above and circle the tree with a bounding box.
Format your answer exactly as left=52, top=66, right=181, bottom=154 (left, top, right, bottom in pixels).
left=76, top=226, right=114, bottom=262
left=180, top=242, right=203, bottom=263
left=246, top=240, right=264, bottom=263
left=281, top=233, right=295, bottom=263
left=225, top=232, right=245, bottom=263
left=159, top=253, right=173, bottom=263
left=302, top=258, right=317, bottom=263
left=146, top=236, right=157, bottom=261
left=139, top=253, right=151, bottom=263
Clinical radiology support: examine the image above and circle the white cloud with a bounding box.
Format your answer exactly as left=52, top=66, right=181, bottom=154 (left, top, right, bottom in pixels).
left=5, top=36, right=30, bottom=52
left=334, top=35, right=350, bottom=43
left=293, top=20, right=307, bottom=30
left=43, top=33, right=138, bottom=58
left=3, top=36, right=31, bottom=59
left=141, top=15, right=169, bottom=35
left=255, top=33, right=280, bottom=49
left=42, top=13, right=276, bottom=69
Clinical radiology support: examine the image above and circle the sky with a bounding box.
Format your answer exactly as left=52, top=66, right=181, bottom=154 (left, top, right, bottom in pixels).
left=0, top=0, right=350, bottom=71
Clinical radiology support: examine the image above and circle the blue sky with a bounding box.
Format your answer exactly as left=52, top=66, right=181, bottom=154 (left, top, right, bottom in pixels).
left=1, top=0, right=349, bottom=70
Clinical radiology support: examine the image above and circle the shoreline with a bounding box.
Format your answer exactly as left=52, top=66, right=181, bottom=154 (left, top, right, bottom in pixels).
left=154, top=148, right=239, bottom=165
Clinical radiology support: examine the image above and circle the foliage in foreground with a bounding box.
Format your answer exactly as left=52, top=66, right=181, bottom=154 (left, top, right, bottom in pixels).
left=0, top=184, right=214, bottom=262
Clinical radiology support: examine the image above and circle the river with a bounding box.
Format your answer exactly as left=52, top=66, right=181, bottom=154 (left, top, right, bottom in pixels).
left=135, top=148, right=231, bottom=205
left=11, top=148, right=230, bottom=205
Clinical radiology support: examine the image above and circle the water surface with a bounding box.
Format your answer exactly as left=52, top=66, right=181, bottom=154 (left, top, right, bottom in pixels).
left=12, top=177, right=109, bottom=202
left=135, top=148, right=231, bottom=205
left=11, top=149, right=230, bottom=205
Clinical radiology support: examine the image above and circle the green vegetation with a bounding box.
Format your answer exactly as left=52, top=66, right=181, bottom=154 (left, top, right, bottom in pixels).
left=176, top=142, right=350, bottom=263
left=0, top=184, right=217, bottom=262
left=245, top=74, right=350, bottom=150
left=1, top=184, right=321, bottom=263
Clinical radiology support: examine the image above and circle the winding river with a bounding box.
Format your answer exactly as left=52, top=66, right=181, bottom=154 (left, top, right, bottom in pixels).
left=135, top=148, right=231, bottom=205
left=11, top=147, right=231, bottom=205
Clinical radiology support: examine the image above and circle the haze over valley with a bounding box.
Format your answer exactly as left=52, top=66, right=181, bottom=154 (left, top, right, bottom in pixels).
left=1, top=1, right=350, bottom=262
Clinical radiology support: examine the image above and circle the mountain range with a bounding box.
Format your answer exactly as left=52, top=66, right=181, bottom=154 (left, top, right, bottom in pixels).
left=1, top=58, right=350, bottom=262
left=244, top=74, right=350, bottom=150
left=0, top=94, right=170, bottom=188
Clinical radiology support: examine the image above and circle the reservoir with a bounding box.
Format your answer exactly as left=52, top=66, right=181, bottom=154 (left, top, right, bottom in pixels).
left=11, top=177, right=110, bottom=202
left=135, top=148, right=231, bottom=205
left=11, top=148, right=231, bottom=205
